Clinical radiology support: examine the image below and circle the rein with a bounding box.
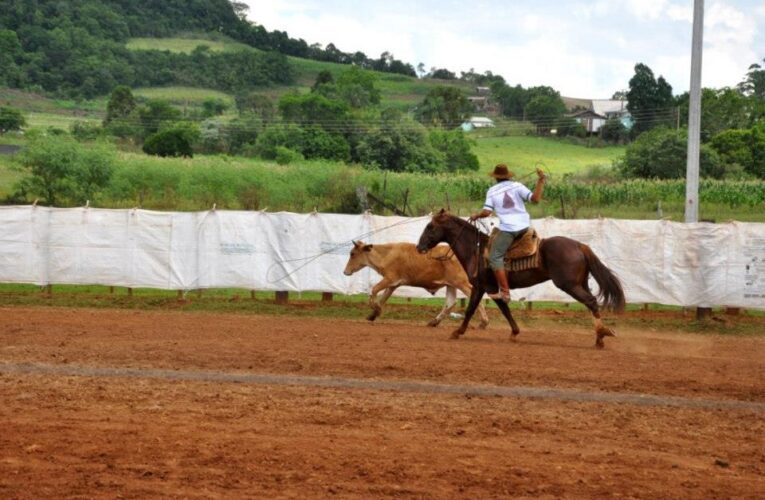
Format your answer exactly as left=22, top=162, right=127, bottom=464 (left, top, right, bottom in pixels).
left=429, top=217, right=485, bottom=280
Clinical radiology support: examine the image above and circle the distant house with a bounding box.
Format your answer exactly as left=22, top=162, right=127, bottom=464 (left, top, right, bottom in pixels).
left=468, top=95, right=489, bottom=111
left=475, top=86, right=491, bottom=95
left=461, top=116, right=495, bottom=131
left=562, top=97, right=632, bottom=133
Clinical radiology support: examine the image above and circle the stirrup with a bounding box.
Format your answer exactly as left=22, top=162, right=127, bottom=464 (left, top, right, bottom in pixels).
left=487, top=289, right=510, bottom=302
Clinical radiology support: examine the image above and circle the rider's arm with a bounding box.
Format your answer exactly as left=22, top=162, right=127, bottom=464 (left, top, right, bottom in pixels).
left=469, top=208, right=493, bottom=221
left=530, top=169, right=546, bottom=204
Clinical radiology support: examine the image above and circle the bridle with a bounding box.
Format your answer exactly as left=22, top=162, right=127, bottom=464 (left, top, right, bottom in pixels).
left=427, top=217, right=486, bottom=279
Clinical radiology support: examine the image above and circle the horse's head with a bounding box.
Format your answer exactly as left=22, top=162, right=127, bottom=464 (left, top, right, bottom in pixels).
left=416, top=209, right=451, bottom=254
left=343, top=240, right=373, bottom=275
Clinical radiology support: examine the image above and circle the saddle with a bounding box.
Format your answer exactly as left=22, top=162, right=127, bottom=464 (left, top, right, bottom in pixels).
left=485, top=227, right=543, bottom=272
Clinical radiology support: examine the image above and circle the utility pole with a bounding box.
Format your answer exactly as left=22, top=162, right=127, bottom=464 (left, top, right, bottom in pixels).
left=684, top=0, right=704, bottom=223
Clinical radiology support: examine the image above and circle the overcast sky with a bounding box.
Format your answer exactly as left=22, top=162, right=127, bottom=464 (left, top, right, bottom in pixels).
left=243, top=0, right=765, bottom=98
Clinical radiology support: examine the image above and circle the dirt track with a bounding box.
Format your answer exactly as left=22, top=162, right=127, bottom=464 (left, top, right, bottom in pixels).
left=1, top=307, right=764, bottom=498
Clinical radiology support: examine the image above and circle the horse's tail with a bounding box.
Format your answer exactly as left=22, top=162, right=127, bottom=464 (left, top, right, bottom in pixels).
left=581, top=244, right=625, bottom=313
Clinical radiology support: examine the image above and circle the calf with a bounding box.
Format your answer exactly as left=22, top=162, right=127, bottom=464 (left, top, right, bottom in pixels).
left=343, top=241, right=489, bottom=328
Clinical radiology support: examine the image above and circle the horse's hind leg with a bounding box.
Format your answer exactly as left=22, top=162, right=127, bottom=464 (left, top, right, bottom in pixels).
left=494, top=299, right=520, bottom=339
left=559, top=282, right=615, bottom=348
left=429, top=286, right=456, bottom=327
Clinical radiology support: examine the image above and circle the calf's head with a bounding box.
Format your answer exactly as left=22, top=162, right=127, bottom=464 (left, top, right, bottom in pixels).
left=343, top=240, right=373, bottom=276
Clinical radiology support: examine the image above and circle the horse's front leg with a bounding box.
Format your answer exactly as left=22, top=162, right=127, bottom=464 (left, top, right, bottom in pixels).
left=367, top=279, right=395, bottom=322
left=451, top=285, right=484, bottom=339
left=494, top=299, right=520, bottom=339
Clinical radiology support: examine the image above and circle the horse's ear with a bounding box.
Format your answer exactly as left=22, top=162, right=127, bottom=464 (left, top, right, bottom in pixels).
left=363, top=244, right=373, bottom=252
left=438, top=208, right=447, bottom=215
left=352, top=240, right=363, bottom=248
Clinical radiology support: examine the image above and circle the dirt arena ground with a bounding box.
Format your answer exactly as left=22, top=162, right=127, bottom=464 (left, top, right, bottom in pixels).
left=1, top=306, right=764, bottom=498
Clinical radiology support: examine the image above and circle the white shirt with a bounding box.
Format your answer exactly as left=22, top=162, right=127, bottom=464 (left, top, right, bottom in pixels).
left=484, top=180, right=533, bottom=232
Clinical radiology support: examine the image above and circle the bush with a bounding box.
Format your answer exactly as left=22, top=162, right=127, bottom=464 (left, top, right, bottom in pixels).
left=618, top=127, right=723, bottom=179
left=301, top=127, right=350, bottom=162
left=0, top=106, right=26, bottom=133
left=143, top=122, right=200, bottom=158
left=600, top=118, right=629, bottom=144
left=710, top=127, right=765, bottom=179
left=255, top=124, right=305, bottom=159
left=275, top=146, right=304, bottom=165
left=70, top=121, right=103, bottom=141
left=14, top=135, right=115, bottom=206
left=555, top=116, right=587, bottom=138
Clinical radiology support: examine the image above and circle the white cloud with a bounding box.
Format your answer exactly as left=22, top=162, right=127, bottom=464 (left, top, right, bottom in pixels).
left=242, top=0, right=763, bottom=97
left=626, top=0, right=669, bottom=19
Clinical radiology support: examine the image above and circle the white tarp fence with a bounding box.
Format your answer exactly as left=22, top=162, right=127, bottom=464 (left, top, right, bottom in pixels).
left=1, top=206, right=764, bottom=309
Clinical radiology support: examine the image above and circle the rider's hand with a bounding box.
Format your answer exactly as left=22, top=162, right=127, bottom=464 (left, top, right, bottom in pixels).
left=536, top=168, right=546, bottom=181
left=469, top=213, right=479, bottom=221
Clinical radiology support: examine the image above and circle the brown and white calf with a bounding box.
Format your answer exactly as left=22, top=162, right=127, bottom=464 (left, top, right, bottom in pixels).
left=343, top=241, right=489, bottom=328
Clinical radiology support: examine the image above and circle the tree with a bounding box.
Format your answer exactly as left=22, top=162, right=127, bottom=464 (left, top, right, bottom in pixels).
left=104, top=86, right=136, bottom=126
left=676, top=88, right=755, bottom=142
left=357, top=117, right=443, bottom=172
left=14, top=135, right=115, bottom=206
left=235, top=92, right=275, bottom=122
left=427, top=68, right=457, bottom=80
left=278, top=92, right=349, bottom=127
left=524, top=95, right=566, bottom=133
left=0, top=107, right=26, bottom=133
left=335, top=66, right=381, bottom=108
left=493, top=84, right=529, bottom=118
left=415, top=86, right=472, bottom=128
left=428, top=129, right=479, bottom=172
left=202, top=98, right=229, bottom=118
left=312, top=70, right=335, bottom=91
left=738, top=59, right=765, bottom=99
left=626, top=63, right=675, bottom=134
left=138, top=100, right=182, bottom=137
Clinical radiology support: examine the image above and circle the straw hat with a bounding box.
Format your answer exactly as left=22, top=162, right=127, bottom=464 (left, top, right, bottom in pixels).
left=489, top=164, right=514, bottom=180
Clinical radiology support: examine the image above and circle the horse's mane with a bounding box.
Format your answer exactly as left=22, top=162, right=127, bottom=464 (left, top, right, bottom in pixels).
left=433, top=211, right=488, bottom=244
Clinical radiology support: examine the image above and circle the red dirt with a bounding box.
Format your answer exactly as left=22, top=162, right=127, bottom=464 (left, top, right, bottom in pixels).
left=1, top=307, right=764, bottom=498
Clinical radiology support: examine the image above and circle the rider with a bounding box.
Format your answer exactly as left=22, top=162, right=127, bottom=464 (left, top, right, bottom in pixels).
left=469, top=164, right=546, bottom=302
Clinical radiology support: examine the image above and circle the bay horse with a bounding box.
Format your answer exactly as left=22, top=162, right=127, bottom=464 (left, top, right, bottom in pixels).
left=416, top=210, right=625, bottom=348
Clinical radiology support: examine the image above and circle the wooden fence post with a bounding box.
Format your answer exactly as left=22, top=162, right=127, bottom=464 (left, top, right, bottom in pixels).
left=275, top=291, right=288, bottom=304
left=321, top=292, right=333, bottom=302
left=696, top=307, right=712, bottom=320
left=250, top=290, right=256, bottom=301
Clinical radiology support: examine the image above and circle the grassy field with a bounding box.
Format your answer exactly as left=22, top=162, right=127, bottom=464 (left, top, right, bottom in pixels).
left=132, top=86, right=234, bottom=104
left=0, top=284, right=761, bottom=334
left=472, top=135, right=625, bottom=176
left=125, top=35, right=471, bottom=110
left=126, top=36, right=255, bottom=53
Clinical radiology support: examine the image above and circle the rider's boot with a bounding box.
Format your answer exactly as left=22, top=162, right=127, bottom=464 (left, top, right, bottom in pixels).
left=487, top=269, right=511, bottom=302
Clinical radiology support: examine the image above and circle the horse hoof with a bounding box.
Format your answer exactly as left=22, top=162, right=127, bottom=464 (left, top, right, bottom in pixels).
left=366, top=314, right=378, bottom=322
left=450, top=330, right=463, bottom=340
left=478, top=321, right=489, bottom=330
left=427, top=319, right=440, bottom=327
left=510, top=332, right=520, bottom=342
left=595, top=340, right=605, bottom=349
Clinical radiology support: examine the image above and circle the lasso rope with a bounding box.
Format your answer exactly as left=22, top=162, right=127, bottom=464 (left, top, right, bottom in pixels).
left=266, top=214, right=431, bottom=283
